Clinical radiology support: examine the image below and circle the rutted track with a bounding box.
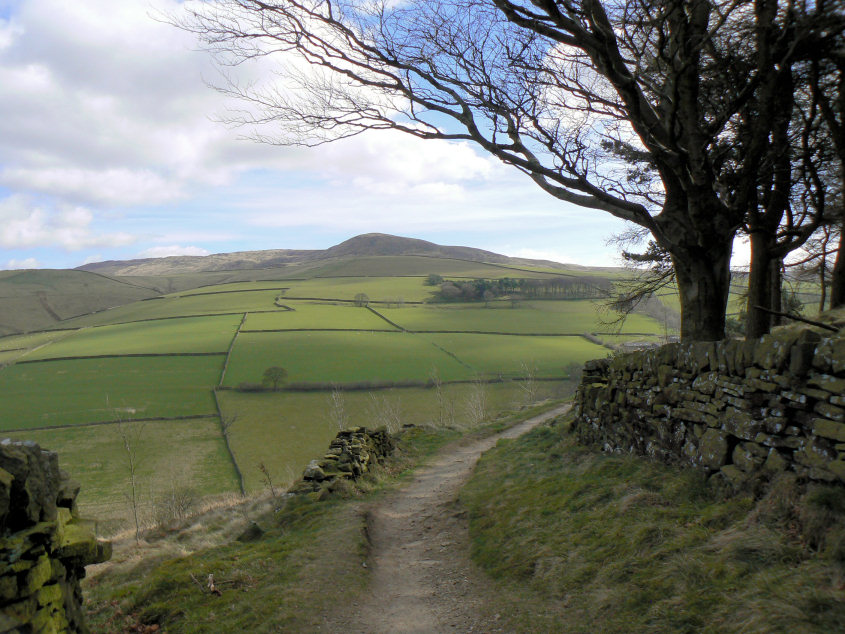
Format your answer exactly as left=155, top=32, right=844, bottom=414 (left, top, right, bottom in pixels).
left=321, top=403, right=571, bottom=633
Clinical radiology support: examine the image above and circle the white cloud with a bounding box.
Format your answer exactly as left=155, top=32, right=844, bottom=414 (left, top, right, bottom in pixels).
left=5, top=257, right=40, bottom=269
left=137, top=245, right=210, bottom=258
left=503, top=248, right=573, bottom=265
left=0, top=194, right=135, bottom=250
left=0, top=167, right=184, bottom=206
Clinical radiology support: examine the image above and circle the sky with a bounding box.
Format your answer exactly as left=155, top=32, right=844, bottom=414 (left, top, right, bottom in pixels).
left=0, top=0, right=740, bottom=272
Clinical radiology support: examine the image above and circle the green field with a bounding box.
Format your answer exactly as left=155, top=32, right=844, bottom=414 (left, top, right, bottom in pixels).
left=218, top=381, right=567, bottom=493
left=243, top=303, right=394, bottom=331
left=0, top=356, right=221, bottom=429
left=379, top=301, right=663, bottom=334
left=422, top=333, right=608, bottom=378
left=224, top=331, right=470, bottom=386
left=179, top=281, right=291, bottom=295
left=0, top=253, right=665, bottom=534
left=282, top=276, right=434, bottom=302
left=5, top=418, right=238, bottom=532
left=22, top=315, right=241, bottom=360
left=59, top=290, right=284, bottom=328
left=0, top=330, right=74, bottom=351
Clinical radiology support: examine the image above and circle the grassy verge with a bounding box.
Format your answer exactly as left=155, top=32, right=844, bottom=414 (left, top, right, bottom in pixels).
left=459, top=412, right=845, bottom=633
left=82, top=412, right=521, bottom=632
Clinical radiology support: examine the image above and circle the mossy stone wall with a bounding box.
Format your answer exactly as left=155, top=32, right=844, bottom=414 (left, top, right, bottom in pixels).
left=574, top=318, right=845, bottom=487
left=0, top=440, right=111, bottom=633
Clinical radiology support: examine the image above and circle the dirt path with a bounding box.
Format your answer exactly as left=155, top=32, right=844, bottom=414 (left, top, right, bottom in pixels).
left=321, top=404, right=570, bottom=633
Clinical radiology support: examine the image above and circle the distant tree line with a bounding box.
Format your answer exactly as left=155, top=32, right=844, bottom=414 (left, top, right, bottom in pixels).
left=431, top=276, right=612, bottom=303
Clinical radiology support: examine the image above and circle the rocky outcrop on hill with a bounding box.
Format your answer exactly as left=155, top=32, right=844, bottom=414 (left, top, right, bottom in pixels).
left=289, top=428, right=395, bottom=497
left=574, top=314, right=845, bottom=488
left=0, top=440, right=110, bottom=633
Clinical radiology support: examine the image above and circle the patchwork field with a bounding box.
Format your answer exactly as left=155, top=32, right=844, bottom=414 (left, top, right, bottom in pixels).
left=23, top=314, right=241, bottom=360
left=0, top=356, right=222, bottom=429
left=243, top=303, right=393, bottom=331
left=224, top=330, right=473, bottom=386
left=0, top=254, right=670, bottom=534
left=4, top=418, right=239, bottom=533
left=378, top=301, right=662, bottom=334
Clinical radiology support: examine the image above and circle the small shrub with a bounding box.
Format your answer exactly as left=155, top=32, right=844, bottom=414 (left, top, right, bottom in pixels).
left=237, top=381, right=265, bottom=392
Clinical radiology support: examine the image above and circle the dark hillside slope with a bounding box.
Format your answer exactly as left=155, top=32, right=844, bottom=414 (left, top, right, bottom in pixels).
left=74, top=233, right=578, bottom=277
left=0, top=269, right=160, bottom=336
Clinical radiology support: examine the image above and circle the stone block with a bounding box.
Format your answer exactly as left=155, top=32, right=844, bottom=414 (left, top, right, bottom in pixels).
left=808, top=373, right=845, bottom=394
left=829, top=459, right=845, bottom=482
left=22, top=555, right=52, bottom=595
left=762, top=449, right=789, bottom=474
left=814, top=401, right=845, bottom=423
left=0, top=575, right=18, bottom=602
left=794, top=437, right=836, bottom=469
left=720, top=464, right=747, bottom=485
left=732, top=443, right=765, bottom=473
left=812, top=418, right=845, bottom=442
left=697, top=428, right=730, bottom=469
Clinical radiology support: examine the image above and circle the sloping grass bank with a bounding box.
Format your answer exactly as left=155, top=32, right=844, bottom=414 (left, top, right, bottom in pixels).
left=460, top=414, right=845, bottom=632
left=83, top=410, right=537, bottom=633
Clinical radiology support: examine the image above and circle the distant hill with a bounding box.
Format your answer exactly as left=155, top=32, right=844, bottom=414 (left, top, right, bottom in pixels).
left=1, top=234, right=610, bottom=336
left=75, top=233, right=574, bottom=276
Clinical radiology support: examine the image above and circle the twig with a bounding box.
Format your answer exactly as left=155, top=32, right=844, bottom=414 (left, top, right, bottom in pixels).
left=752, top=305, right=839, bottom=332
left=189, top=573, right=208, bottom=594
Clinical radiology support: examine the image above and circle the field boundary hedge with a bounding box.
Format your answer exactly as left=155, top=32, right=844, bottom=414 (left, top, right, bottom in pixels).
left=219, top=375, right=573, bottom=393
left=283, top=296, right=424, bottom=305
left=213, top=389, right=246, bottom=496
left=239, top=328, right=399, bottom=333
left=177, top=287, right=289, bottom=298
left=0, top=413, right=217, bottom=434
left=367, top=306, right=406, bottom=331
left=16, top=351, right=227, bottom=365
left=219, top=313, right=247, bottom=387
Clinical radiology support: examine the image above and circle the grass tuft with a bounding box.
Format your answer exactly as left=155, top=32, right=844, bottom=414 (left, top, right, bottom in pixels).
left=459, top=413, right=845, bottom=632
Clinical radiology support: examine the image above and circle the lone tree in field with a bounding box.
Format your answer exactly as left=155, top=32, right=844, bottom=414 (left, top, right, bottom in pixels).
left=179, top=0, right=843, bottom=340
left=262, top=366, right=289, bottom=391
left=354, top=293, right=370, bottom=307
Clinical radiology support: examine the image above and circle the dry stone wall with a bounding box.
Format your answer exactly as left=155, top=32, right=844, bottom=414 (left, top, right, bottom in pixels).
left=289, top=427, right=395, bottom=497
left=574, top=316, right=845, bottom=487
left=0, top=440, right=111, bottom=633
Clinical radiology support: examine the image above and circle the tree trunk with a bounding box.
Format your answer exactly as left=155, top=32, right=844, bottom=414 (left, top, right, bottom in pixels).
left=831, top=216, right=845, bottom=309
left=770, top=260, right=783, bottom=327
left=671, top=242, right=732, bottom=341
left=746, top=231, right=775, bottom=339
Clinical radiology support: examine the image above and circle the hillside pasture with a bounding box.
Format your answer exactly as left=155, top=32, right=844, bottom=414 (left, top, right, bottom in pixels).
left=178, top=281, right=292, bottom=295
left=218, top=382, right=566, bottom=493
left=243, top=303, right=394, bottom=331
left=424, top=333, right=608, bottom=379
left=0, top=330, right=75, bottom=351
left=5, top=418, right=238, bottom=533
left=0, top=269, right=160, bottom=335
left=0, top=356, right=221, bottom=430
left=223, top=331, right=470, bottom=386
left=22, top=314, right=241, bottom=360
left=282, top=276, right=434, bottom=303
left=379, top=301, right=663, bottom=334
left=59, top=289, right=285, bottom=327
left=301, top=255, right=572, bottom=279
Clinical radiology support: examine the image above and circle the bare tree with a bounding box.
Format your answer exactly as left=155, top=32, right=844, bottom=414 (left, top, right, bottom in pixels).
left=328, top=385, right=349, bottom=430
left=366, top=393, right=402, bottom=433
left=429, top=365, right=454, bottom=426
left=176, top=0, right=843, bottom=340
left=464, top=377, right=489, bottom=427
left=518, top=361, right=539, bottom=405
left=115, top=418, right=144, bottom=542
left=257, top=461, right=278, bottom=500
